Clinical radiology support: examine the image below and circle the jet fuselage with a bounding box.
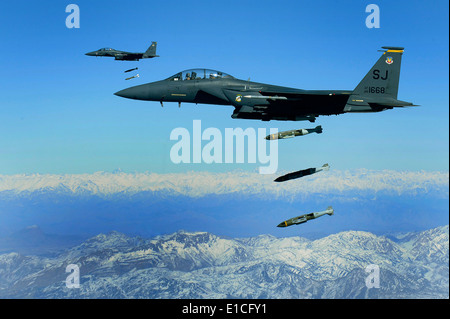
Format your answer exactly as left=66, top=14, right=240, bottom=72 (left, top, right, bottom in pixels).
left=115, top=71, right=352, bottom=122
left=114, top=48, right=414, bottom=122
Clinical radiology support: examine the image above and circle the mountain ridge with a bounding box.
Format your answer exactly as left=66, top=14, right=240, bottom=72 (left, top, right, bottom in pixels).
left=1, top=169, right=448, bottom=198
left=0, top=225, right=447, bottom=299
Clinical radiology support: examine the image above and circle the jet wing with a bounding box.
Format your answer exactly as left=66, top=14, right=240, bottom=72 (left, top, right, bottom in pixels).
left=226, top=88, right=352, bottom=122
left=258, top=89, right=353, bottom=99
left=114, top=52, right=143, bottom=61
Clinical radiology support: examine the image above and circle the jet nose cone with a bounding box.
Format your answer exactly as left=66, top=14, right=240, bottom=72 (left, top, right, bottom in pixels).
left=114, top=85, right=147, bottom=100
left=85, top=51, right=95, bottom=56
left=115, top=82, right=163, bottom=101
left=114, top=88, right=133, bottom=99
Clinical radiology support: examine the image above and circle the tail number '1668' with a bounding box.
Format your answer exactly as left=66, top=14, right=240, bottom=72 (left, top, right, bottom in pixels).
left=364, top=86, right=385, bottom=94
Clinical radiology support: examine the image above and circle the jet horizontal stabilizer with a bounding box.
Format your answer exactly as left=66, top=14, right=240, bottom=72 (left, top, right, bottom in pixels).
left=381, top=46, right=404, bottom=51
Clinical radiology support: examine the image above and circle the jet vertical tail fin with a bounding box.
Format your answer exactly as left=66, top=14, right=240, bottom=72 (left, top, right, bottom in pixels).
left=143, top=41, right=159, bottom=58
left=353, top=47, right=404, bottom=98
left=345, top=47, right=413, bottom=112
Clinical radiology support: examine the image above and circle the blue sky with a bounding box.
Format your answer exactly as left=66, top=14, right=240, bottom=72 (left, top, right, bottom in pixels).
left=0, top=0, right=448, bottom=175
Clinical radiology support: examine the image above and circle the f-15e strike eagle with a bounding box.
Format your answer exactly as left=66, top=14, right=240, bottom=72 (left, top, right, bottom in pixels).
left=86, top=41, right=159, bottom=61
left=115, top=46, right=415, bottom=122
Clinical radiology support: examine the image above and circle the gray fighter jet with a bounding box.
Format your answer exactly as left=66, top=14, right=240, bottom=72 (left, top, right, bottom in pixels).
left=115, top=47, right=415, bottom=122
left=86, top=42, right=159, bottom=61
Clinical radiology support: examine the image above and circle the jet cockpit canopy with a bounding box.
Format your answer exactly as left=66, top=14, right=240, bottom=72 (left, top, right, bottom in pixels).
left=167, top=69, right=234, bottom=81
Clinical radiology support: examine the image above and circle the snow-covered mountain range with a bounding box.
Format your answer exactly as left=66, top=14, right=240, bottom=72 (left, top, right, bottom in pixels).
left=1, top=169, right=448, bottom=240
left=1, top=169, right=448, bottom=198
left=1, top=225, right=447, bottom=299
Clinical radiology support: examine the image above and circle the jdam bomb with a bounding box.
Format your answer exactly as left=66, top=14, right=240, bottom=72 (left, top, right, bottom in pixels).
left=274, top=164, right=329, bottom=182
left=277, top=206, right=334, bottom=227
left=265, top=126, right=322, bottom=140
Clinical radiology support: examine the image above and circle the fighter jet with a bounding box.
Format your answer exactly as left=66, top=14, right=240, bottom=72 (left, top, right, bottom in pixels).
left=115, top=47, right=415, bottom=122
left=274, top=164, right=329, bottom=182
left=277, top=206, right=334, bottom=227
left=85, top=42, right=159, bottom=61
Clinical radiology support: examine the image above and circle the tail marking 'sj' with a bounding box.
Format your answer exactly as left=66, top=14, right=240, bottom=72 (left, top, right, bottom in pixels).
left=344, top=46, right=415, bottom=113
